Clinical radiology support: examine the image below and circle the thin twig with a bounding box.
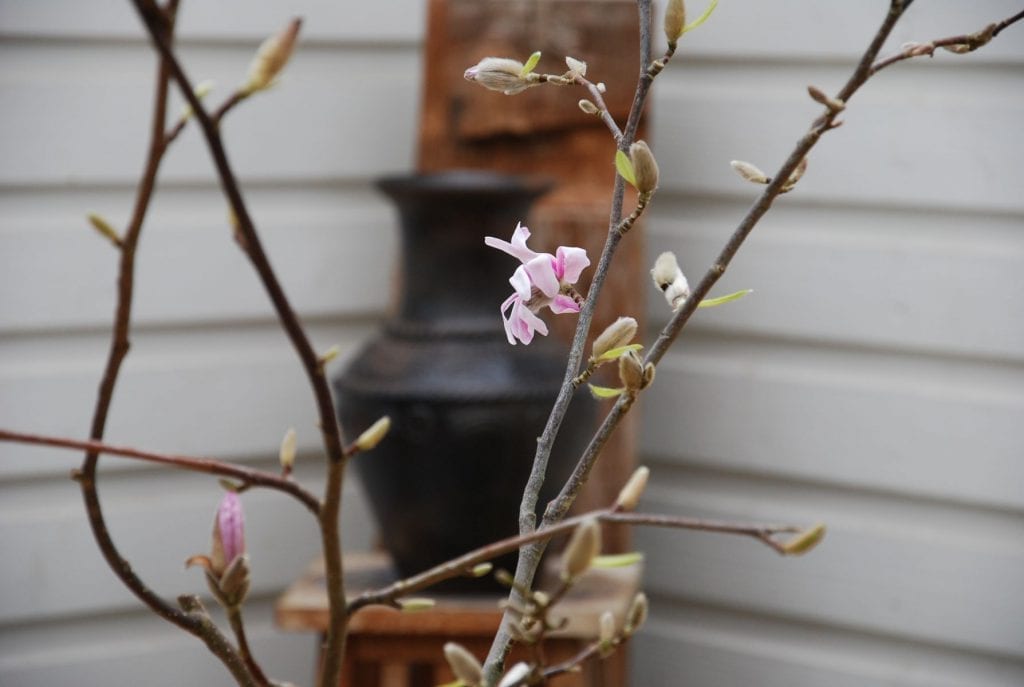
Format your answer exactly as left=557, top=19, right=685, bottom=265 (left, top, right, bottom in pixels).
left=179, top=595, right=259, bottom=687
left=73, top=4, right=256, bottom=679
left=646, top=0, right=912, bottom=369
left=870, top=10, right=1024, bottom=76
left=348, top=507, right=798, bottom=614
left=129, top=4, right=351, bottom=685
left=1, top=429, right=320, bottom=515
left=227, top=605, right=270, bottom=686
left=576, top=75, right=622, bottom=140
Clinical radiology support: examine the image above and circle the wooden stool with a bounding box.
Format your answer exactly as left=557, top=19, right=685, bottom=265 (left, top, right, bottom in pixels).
left=276, top=552, right=640, bottom=686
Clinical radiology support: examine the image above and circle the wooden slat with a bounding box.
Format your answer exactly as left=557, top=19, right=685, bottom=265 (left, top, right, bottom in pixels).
left=0, top=186, right=395, bottom=333
left=646, top=199, right=1024, bottom=361
left=0, top=466, right=375, bottom=624
left=0, top=596, right=318, bottom=687
left=652, top=64, right=1024, bottom=213
left=0, top=321, right=375, bottom=478
left=0, top=0, right=427, bottom=44
left=641, top=337, right=1024, bottom=510
left=633, top=477, right=1024, bottom=659
left=0, top=41, right=420, bottom=185
left=634, top=613, right=1024, bottom=687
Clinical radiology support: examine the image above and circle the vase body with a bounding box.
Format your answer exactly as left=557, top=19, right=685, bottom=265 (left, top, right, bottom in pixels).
left=333, top=171, right=593, bottom=592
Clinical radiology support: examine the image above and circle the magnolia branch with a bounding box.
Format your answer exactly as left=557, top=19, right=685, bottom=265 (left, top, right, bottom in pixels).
left=0, top=429, right=320, bottom=515
left=348, top=508, right=803, bottom=614
left=71, top=4, right=258, bottom=682
left=486, top=0, right=661, bottom=676
left=130, top=4, right=350, bottom=684
left=870, top=9, right=1024, bottom=76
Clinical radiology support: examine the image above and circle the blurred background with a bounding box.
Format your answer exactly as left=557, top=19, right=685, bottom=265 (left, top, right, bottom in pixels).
left=1, top=1, right=1022, bottom=685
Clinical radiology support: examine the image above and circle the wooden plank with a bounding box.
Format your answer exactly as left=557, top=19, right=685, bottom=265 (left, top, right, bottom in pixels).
left=641, top=337, right=1024, bottom=510
left=0, top=186, right=395, bottom=333
left=646, top=199, right=1024, bottom=361
left=634, top=613, right=1024, bottom=687
left=0, top=42, right=420, bottom=185
left=0, top=321, right=375, bottom=479
left=0, top=596, right=318, bottom=687
left=0, top=0, right=427, bottom=44
left=652, top=65, right=1024, bottom=213
left=4, top=1, right=1021, bottom=65
left=634, top=480, right=1024, bottom=659
left=0, top=466, right=375, bottom=624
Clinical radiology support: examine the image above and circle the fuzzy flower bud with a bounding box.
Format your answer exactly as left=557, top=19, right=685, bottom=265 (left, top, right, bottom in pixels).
left=444, top=642, right=484, bottom=686
left=592, top=317, right=639, bottom=360
left=781, top=156, right=809, bottom=193
left=87, top=213, right=123, bottom=248
left=629, top=140, right=660, bottom=194
left=497, top=662, right=531, bottom=687
left=243, top=18, right=301, bottom=94
left=464, top=57, right=537, bottom=95
left=651, top=252, right=690, bottom=310
left=781, top=523, right=827, bottom=555
left=618, top=350, right=645, bottom=392
left=664, top=0, right=687, bottom=44
left=279, top=427, right=297, bottom=471
left=561, top=518, right=601, bottom=581
left=355, top=416, right=391, bottom=452
left=615, top=466, right=650, bottom=511
left=624, top=592, right=648, bottom=635
left=599, top=610, right=616, bottom=656
left=398, top=597, right=436, bottom=612
left=578, top=98, right=599, bottom=115
left=730, top=160, right=770, bottom=185
left=565, top=56, right=587, bottom=78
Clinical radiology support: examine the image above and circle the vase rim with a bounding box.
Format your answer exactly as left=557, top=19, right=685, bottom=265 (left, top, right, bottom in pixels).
left=376, top=169, right=554, bottom=198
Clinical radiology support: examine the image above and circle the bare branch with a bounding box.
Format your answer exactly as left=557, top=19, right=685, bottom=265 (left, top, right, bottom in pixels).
left=1, top=429, right=320, bottom=516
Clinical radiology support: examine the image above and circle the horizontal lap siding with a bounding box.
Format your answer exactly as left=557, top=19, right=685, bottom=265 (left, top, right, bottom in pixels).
left=0, top=1, right=419, bottom=684
left=3, top=1, right=1023, bottom=686
left=639, top=1, right=1024, bottom=685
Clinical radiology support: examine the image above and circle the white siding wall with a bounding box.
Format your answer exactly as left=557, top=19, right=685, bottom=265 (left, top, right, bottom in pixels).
left=1, top=2, right=1021, bottom=686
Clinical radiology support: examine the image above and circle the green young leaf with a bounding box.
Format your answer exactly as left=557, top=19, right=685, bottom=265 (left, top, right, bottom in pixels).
left=589, top=384, right=625, bottom=400
left=596, top=343, right=645, bottom=363
left=698, top=289, right=753, bottom=308
left=615, top=150, right=637, bottom=187
left=683, top=0, right=719, bottom=34
left=520, top=51, right=542, bottom=77
left=593, top=552, right=645, bottom=568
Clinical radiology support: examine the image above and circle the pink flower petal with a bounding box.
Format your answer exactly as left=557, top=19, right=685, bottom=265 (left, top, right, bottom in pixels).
left=217, top=492, right=245, bottom=565
left=499, top=293, right=519, bottom=345
left=524, top=254, right=560, bottom=298
left=509, top=265, right=533, bottom=300
left=484, top=222, right=537, bottom=264
left=549, top=294, right=581, bottom=314
left=555, top=246, right=590, bottom=284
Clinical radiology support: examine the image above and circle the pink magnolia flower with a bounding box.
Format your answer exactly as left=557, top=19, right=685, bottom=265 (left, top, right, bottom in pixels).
left=485, top=223, right=590, bottom=345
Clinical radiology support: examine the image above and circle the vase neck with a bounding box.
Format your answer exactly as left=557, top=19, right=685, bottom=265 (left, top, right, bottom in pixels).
left=379, top=173, right=550, bottom=332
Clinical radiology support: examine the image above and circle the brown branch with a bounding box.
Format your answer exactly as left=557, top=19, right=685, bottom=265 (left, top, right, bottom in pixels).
left=179, top=595, right=259, bottom=687
left=1, top=429, right=320, bottom=515
left=870, top=9, right=1024, bottom=76
left=348, top=508, right=799, bottom=615
left=129, top=4, right=351, bottom=685
left=227, top=605, right=270, bottom=686
left=71, top=1, right=257, bottom=682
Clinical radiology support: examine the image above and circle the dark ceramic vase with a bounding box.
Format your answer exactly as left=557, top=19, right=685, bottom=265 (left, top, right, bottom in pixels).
left=333, top=171, right=593, bottom=592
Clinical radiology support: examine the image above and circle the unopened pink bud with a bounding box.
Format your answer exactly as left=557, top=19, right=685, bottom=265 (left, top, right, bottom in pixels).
left=216, top=491, right=245, bottom=568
